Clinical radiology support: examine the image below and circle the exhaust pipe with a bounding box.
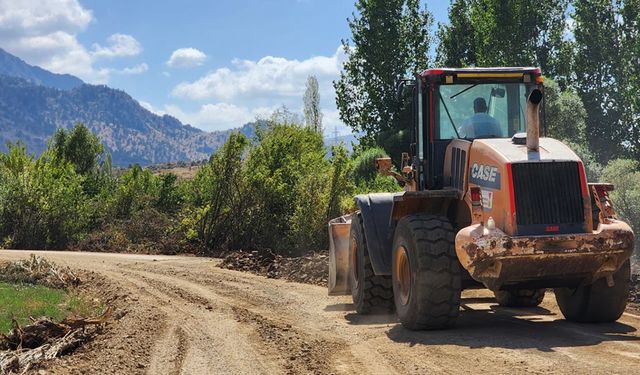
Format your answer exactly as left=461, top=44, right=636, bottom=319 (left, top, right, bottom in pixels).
left=526, top=89, right=543, bottom=152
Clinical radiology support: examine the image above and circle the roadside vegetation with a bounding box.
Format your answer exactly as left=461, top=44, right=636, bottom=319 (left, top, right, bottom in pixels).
left=0, top=117, right=396, bottom=256
left=0, top=282, right=85, bottom=333
left=0, top=256, right=107, bottom=373
left=0, top=256, right=99, bottom=333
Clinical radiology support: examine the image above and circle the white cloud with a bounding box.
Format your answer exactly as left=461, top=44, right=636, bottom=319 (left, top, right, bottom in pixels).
left=138, top=100, right=156, bottom=113
left=120, top=63, right=148, bottom=75
left=0, top=0, right=143, bottom=84
left=166, top=48, right=207, bottom=68
left=163, top=103, right=275, bottom=132
left=171, top=46, right=346, bottom=101
left=0, top=0, right=92, bottom=36
left=162, top=46, right=352, bottom=134
left=91, top=33, right=142, bottom=59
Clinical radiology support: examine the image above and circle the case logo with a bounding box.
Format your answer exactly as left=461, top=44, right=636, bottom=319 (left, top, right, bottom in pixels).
left=470, top=163, right=501, bottom=189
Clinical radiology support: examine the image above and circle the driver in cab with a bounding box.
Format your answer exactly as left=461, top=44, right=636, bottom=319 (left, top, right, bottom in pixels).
left=459, top=97, right=502, bottom=139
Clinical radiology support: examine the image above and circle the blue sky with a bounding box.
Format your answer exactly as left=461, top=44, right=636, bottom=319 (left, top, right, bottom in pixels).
left=0, top=0, right=451, bottom=135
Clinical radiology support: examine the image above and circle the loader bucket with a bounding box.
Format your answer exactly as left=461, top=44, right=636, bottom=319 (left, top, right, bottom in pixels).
left=328, top=214, right=352, bottom=295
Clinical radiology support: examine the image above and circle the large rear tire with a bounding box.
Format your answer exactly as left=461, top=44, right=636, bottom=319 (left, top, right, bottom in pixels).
left=349, top=213, right=394, bottom=314
left=554, top=260, right=630, bottom=323
left=494, top=289, right=545, bottom=307
left=391, top=215, right=461, bottom=330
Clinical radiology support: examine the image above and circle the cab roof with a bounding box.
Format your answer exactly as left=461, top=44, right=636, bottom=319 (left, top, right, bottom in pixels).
left=420, top=67, right=541, bottom=77
left=419, top=67, right=543, bottom=84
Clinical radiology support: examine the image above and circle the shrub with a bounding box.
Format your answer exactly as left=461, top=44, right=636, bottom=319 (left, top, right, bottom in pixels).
left=602, top=159, right=640, bottom=256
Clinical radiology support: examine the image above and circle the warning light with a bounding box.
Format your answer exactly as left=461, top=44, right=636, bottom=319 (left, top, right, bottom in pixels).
left=470, top=187, right=482, bottom=205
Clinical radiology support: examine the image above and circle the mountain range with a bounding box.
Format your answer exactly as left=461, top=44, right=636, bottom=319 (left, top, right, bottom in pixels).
left=0, top=48, right=354, bottom=165
left=0, top=48, right=252, bottom=166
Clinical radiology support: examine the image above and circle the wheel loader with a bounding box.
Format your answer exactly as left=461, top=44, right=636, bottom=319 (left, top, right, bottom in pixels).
left=328, top=67, right=635, bottom=330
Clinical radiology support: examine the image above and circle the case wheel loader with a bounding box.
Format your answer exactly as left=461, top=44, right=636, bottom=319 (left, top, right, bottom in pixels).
left=328, top=67, right=635, bottom=330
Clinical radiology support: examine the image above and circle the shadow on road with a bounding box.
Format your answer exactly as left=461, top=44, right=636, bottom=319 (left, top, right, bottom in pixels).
left=324, top=303, right=355, bottom=312
left=384, top=304, right=639, bottom=352
left=344, top=312, right=398, bottom=325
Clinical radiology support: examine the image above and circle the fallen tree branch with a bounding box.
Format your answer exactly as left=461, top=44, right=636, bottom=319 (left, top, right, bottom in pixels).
left=0, top=307, right=112, bottom=374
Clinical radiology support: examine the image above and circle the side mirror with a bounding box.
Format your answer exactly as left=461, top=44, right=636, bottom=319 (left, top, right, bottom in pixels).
left=396, top=79, right=415, bottom=102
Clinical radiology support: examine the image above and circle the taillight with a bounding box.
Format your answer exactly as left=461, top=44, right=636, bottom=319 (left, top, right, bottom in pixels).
left=470, top=187, right=482, bottom=205
left=470, top=186, right=483, bottom=225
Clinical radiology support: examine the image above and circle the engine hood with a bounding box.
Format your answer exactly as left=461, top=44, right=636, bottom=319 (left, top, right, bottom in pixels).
left=474, top=137, right=581, bottom=163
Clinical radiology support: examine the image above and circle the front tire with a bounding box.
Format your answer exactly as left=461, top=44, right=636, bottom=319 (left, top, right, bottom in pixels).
left=391, top=215, right=461, bottom=330
left=349, top=213, right=394, bottom=314
left=555, top=260, right=630, bottom=323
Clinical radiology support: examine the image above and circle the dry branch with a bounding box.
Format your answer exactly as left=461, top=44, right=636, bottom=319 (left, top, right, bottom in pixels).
left=0, top=254, right=80, bottom=289
left=0, top=307, right=112, bottom=374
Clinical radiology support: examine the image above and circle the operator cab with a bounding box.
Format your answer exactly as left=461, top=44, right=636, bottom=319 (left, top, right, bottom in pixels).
left=400, top=67, right=544, bottom=190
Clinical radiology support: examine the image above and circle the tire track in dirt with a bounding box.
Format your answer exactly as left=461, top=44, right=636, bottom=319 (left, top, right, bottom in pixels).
left=117, top=266, right=373, bottom=374
left=2, top=251, right=640, bottom=375
left=105, top=268, right=280, bottom=375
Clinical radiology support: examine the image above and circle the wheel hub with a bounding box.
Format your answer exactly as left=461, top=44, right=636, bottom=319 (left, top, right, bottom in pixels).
left=395, top=246, right=411, bottom=306
left=350, top=236, right=359, bottom=289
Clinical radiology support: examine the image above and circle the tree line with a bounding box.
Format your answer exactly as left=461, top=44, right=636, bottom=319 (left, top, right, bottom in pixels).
left=0, top=119, right=396, bottom=255
left=335, top=0, right=640, bottom=254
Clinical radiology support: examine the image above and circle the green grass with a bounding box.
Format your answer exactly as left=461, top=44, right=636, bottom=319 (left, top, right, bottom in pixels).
left=0, top=282, right=100, bottom=333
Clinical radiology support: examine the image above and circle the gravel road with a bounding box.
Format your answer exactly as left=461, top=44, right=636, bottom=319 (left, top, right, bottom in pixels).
left=1, top=250, right=639, bottom=375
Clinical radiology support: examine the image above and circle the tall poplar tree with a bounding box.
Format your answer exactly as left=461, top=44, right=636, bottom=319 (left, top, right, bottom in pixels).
left=436, top=0, right=476, bottom=67
left=618, top=0, right=640, bottom=160
left=572, top=0, right=624, bottom=160
left=334, top=0, right=434, bottom=150
left=436, top=0, right=569, bottom=79
left=303, top=75, right=323, bottom=133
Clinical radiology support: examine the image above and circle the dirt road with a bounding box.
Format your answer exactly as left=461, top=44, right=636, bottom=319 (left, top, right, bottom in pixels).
left=2, top=250, right=639, bottom=375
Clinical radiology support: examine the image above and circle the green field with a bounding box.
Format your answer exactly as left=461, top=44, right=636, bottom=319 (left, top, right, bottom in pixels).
left=0, top=282, right=96, bottom=333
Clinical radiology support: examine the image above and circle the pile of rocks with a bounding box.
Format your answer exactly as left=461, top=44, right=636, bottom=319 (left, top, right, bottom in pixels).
left=220, top=251, right=281, bottom=279
left=220, top=251, right=328, bottom=286
left=278, top=252, right=328, bottom=286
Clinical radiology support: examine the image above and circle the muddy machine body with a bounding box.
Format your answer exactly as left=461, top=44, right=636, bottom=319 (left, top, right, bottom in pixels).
left=328, top=67, right=634, bottom=330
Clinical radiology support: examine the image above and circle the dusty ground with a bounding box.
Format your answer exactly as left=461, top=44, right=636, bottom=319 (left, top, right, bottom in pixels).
left=1, top=250, right=639, bottom=375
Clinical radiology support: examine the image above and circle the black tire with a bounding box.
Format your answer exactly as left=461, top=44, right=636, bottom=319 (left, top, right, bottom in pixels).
left=349, top=213, right=394, bottom=314
left=391, top=214, right=461, bottom=330
left=555, top=260, right=630, bottom=323
left=494, top=289, right=545, bottom=307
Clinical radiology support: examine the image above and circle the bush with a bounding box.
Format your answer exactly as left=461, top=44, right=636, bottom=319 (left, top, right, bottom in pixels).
left=244, top=123, right=330, bottom=255
left=0, top=118, right=398, bottom=256
left=0, top=144, right=88, bottom=249
left=602, top=159, right=640, bottom=256
left=186, top=133, right=249, bottom=251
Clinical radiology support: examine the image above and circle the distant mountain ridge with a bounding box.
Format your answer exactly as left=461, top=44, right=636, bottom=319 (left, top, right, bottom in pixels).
left=0, top=48, right=354, bottom=166
left=0, top=74, right=239, bottom=165
left=0, top=48, right=83, bottom=90
left=0, top=48, right=250, bottom=165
